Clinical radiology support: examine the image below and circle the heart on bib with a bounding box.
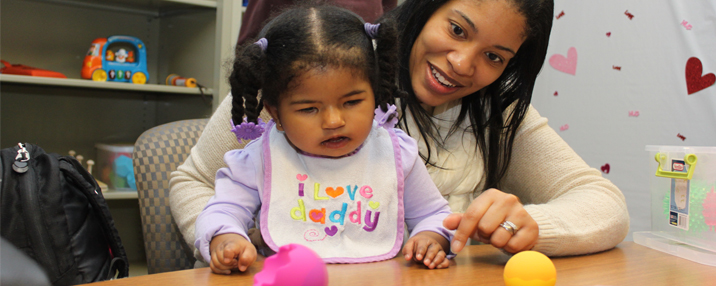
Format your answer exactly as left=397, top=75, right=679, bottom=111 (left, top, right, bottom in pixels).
left=368, top=201, right=380, bottom=209
left=310, top=211, right=324, bottom=222
left=601, top=163, right=610, bottom=174
left=325, top=225, right=338, bottom=236
left=296, top=174, right=308, bottom=181
left=549, top=47, right=577, bottom=75
left=325, top=186, right=344, bottom=198
left=685, top=57, right=715, bottom=95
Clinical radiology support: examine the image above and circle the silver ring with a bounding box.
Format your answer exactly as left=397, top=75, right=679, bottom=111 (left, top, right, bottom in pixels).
left=499, top=220, right=518, bottom=235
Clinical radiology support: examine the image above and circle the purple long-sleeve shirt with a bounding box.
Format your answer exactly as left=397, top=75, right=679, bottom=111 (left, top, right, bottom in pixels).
left=195, top=127, right=453, bottom=263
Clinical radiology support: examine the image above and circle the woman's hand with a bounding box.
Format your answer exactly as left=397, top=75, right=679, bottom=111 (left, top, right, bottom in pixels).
left=443, top=188, right=538, bottom=254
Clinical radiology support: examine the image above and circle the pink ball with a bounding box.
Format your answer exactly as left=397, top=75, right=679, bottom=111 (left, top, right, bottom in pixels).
left=253, top=244, right=328, bottom=286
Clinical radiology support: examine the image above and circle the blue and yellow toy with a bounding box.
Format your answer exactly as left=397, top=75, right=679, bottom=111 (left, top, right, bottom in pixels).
left=81, top=35, right=148, bottom=84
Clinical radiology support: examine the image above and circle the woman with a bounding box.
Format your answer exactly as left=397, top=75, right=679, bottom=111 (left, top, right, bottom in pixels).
left=390, top=0, right=628, bottom=255
left=169, top=0, right=629, bottom=260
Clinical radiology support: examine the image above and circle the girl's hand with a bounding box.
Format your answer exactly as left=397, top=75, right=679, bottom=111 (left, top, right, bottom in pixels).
left=443, top=188, right=538, bottom=254
left=209, top=233, right=257, bottom=274
left=403, top=231, right=451, bottom=269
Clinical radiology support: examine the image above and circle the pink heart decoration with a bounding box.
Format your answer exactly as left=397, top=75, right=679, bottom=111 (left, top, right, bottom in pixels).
left=560, top=124, right=569, bottom=131
left=601, top=163, right=610, bottom=174
left=310, top=211, right=324, bottom=222
left=549, top=47, right=578, bottom=75
left=296, top=174, right=308, bottom=181
left=324, top=226, right=338, bottom=236
left=681, top=20, right=692, bottom=30
left=685, top=57, right=715, bottom=95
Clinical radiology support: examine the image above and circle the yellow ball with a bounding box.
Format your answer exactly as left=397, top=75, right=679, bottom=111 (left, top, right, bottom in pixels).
left=503, top=250, right=556, bottom=286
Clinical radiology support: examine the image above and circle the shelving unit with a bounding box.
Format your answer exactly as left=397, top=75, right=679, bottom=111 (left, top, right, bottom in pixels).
left=0, top=74, right=213, bottom=94
left=1, top=0, right=244, bottom=276
left=1, top=0, right=243, bottom=160
left=103, top=189, right=141, bottom=200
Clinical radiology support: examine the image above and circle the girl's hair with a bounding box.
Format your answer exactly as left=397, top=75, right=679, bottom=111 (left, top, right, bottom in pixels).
left=388, top=0, right=554, bottom=189
left=228, top=4, right=400, bottom=126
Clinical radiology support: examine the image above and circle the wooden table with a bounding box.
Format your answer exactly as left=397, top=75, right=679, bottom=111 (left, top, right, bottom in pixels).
left=88, top=242, right=715, bottom=285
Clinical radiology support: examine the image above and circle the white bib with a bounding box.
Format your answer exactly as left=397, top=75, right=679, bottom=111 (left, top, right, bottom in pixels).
left=259, top=121, right=404, bottom=263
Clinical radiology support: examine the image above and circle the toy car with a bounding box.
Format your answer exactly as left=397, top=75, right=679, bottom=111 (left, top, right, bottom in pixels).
left=81, top=35, right=148, bottom=84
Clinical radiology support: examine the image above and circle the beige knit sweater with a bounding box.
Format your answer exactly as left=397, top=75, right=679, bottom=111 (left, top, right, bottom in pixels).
left=169, top=95, right=629, bottom=258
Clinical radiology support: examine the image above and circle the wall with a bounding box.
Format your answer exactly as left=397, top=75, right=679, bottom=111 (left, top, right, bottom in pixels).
left=532, top=0, right=716, bottom=240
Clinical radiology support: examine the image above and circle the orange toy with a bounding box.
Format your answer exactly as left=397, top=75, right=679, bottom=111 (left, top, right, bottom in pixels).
left=1, top=60, right=67, bottom=78
left=504, top=251, right=557, bottom=286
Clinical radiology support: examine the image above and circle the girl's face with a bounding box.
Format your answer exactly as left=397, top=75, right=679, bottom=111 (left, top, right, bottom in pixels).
left=266, top=67, right=376, bottom=158
left=409, top=0, right=527, bottom=107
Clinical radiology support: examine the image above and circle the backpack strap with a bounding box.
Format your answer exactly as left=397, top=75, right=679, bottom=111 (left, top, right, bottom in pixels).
left=106, top=257, right=126, bottom=280
left=58, top=158, right=130, bottom=279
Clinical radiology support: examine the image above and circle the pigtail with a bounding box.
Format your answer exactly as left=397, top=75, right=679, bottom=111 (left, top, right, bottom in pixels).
left=373, top=19, right=399, bottom=113
left=229, top=41, right=265, bottom=125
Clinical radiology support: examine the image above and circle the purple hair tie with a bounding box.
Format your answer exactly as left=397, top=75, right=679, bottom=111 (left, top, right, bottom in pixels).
left=255, top=38, right=268, bottom=51
left=364, top=23, right=380, bottom=39
left=230, top=118, right=267, bottom=142
left=375, top=104, right=398, bottom=129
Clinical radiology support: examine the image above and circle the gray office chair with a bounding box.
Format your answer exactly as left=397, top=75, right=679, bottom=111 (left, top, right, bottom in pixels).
left=132, top=119, right=208, bottom=274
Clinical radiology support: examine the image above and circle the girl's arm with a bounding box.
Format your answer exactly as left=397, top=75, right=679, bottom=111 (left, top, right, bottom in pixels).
left=194, top=144, right=263, bottom=263
left=169, top=94, right=271, bottom=255
left=500, top=105, right=630, bottom=256
left=395, top=129, right=454, bottom=242
left=169, top=95, right=239, bottom=255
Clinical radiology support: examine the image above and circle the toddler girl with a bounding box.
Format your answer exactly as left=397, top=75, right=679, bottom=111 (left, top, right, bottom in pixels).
left=194, top=4, right=453, bottom=274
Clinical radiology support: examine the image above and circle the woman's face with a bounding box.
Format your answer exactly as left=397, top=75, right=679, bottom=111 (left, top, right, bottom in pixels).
left=409, top=0, right=527, bottom=107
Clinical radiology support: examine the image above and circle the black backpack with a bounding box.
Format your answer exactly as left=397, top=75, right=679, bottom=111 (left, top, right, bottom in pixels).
left=0, top=143, right=129, bottom=285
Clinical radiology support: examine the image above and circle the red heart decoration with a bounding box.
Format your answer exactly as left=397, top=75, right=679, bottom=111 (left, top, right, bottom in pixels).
left=606, top=32, right=611, bottom=37
left=685, top=57, right=716, bottom=95
left=601, top=163, right=610, bottom=174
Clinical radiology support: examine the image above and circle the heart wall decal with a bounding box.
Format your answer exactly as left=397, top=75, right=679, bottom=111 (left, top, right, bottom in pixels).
left=685, top=57, right=715, bottom=95
left=549, top=47, right=578, bottom=75
left=601, top=163, right=610, bottom=174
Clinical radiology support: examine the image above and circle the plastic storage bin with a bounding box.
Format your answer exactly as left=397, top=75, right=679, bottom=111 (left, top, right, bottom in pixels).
left=634, top=145, right=716, bottom=266
left=95, top=143, right=136, bottom=190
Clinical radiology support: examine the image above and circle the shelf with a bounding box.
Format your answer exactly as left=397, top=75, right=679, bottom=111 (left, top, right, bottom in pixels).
left=103, top=189, right=139, bottom=200
left=0, top=74, right=212, bottom=95
left=28, top=0, right=218, bottom=16
left=161, top=0, right=217, bottom=8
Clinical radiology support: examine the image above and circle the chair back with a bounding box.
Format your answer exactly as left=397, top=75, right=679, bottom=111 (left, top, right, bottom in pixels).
left=133, top=119, right=208, bottom=274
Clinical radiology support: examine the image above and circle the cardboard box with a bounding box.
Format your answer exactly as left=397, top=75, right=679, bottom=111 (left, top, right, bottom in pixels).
left=95, top=143, right=136, bottom=190
left=634, top=145, right=716, bottom=266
